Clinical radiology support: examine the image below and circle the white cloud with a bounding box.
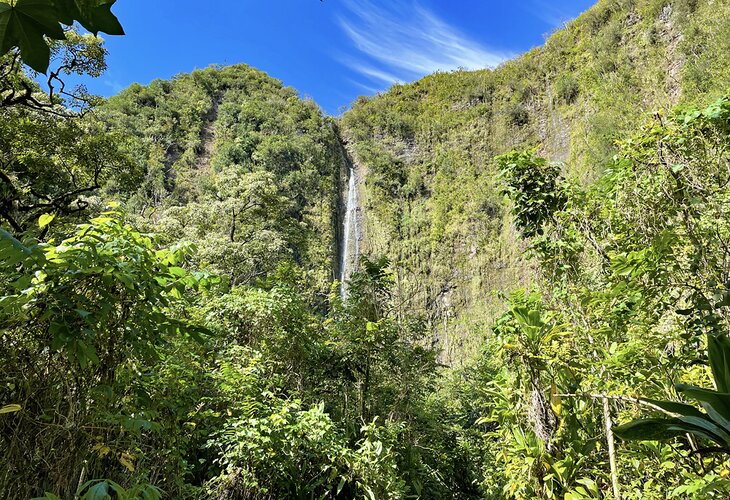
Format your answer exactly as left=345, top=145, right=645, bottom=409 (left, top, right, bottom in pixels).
left=347, top=62, right=403, bottom=85
left=348, top=78, right=384, bottom=95
left=103, top=79, right=124, bottom=93
left=338, top=0, right=509, bottom=89
left=521, top=0, right=581, bottom=28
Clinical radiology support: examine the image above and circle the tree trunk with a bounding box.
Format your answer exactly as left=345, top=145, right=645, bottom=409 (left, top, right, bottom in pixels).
left=603, top=397, right=621, bottom=499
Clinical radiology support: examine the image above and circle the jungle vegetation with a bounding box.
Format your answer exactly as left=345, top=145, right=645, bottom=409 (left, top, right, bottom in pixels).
left=1, top=0, right=730, bottom=498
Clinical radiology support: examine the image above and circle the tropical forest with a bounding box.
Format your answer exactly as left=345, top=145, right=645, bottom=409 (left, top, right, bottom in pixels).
left=1, top=0, right=730, bottom=498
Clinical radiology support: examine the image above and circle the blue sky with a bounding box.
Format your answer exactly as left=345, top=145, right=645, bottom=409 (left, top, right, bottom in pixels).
left=76, top=0, right=596, bottom=115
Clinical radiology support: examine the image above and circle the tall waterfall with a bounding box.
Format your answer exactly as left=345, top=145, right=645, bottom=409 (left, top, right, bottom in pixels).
left=340, top=166, right=360, bottom=298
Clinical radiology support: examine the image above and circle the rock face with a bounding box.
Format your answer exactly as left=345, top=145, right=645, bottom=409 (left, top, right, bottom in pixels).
left=340, top=0, right=730, bottom=363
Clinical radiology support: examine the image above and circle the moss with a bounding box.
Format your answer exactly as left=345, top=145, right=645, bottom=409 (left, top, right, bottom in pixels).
left=340, top=0, right=730, bottom=364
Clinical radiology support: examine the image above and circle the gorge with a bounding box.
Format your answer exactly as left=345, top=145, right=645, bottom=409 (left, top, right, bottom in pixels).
left=1, top=0, right=730, bottom=497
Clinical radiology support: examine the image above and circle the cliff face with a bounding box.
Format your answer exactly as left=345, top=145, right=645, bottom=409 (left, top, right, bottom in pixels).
left=97, top=0, right=730, bottom=362
left=101, top=65, right=347, bottom=294
left=340, top=0, right=730, bottom=362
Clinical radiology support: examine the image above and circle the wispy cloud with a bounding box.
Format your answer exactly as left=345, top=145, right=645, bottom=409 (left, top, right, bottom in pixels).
left=349, top=63, right=404, bottom=85
left=520, top=0, right=582, bottom=28
left=348, top=78, right=386, bottom=95
left=103, top=79, right=124, bottom=94
left=338, top=0, right=509, bottom=91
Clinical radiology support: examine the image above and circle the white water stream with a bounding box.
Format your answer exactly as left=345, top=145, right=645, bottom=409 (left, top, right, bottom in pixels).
left=340, top=166, right=360, bottom=298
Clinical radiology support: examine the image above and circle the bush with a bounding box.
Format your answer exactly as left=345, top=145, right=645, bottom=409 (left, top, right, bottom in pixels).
left=555, top=74, right=580, bottom=104
left=506, top=103, right=530, bottom=127
left=208, top=398, right=406, bottom=499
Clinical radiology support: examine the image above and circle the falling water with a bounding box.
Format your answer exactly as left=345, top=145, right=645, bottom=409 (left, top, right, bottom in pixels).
left=340, top=166, right=359, bottom=298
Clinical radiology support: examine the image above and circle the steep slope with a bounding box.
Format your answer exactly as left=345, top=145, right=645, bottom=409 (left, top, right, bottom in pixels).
left=341, top=0, right=730, bottom=361
left=4, top=2, right=730, bottom=497
left=100, top=65, right=348, bottom=293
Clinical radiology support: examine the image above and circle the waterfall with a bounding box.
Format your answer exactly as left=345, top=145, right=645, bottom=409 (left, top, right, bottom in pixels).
left=340, top=166, right=359, bottom=298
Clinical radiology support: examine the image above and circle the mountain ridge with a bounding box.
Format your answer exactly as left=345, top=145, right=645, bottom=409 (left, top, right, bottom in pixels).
left=99, top=0, right=730, bottom=363
left=339, top=0, right=730, bottom=361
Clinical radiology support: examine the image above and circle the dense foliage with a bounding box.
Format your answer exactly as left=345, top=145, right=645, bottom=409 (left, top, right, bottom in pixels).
left=341, top=0, right=730, bottom=362
left=472, top=92, right=730, bottom=498
left=100, top=64, right=343, bottom=292
left=2, top=0, right=730, bottom=498
left=0, top=35, right=456, bottom=499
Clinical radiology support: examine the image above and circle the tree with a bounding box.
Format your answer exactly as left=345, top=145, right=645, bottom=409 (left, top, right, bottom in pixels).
left=496, top=148, right=567, bottom=239
left=0, top=0, right=123, bottom=73
left=0, top=108, right=137, bottom=234
left=0, top=3, right=131, bottom=235
left=0, top=211, right=214, bottom=496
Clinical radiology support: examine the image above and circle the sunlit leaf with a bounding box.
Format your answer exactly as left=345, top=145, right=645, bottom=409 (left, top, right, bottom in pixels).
left=38, top=213, right=55, bottom=228
left=0, top=404, right=22, bottom=414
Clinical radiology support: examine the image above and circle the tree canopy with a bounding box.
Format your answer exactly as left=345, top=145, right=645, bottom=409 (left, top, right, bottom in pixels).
left=2, top=0, right=730, bottom=498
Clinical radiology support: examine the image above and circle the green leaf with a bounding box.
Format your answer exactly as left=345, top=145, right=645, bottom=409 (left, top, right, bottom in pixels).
left=615, top=416, right=726, bottom=446
left=38, top=212, right=55, bottom=228
left=10, top=16, right=49, bottom=72
left=708, top=334, right=730, bottom=393
left=76, top=339, right=99, bottom=367
left=613, top=418, right=689, bottom=441
left=641, top=398, right=705, bottom=418
left=75, top=308, right=92, bottom=318
left=53, top=0, right=123, bottom=34
left=168, top=266, right=187, bottom=277
left=0, top=0, right=66, bottom=73
left=0, top=0, right=124, bottom=72
left=675, top=384, right=730, bottom=423
left=84, top=480, right=108, bottom=500
left=0, top=227, right=33, bottom=266
left=575, top=478, right=599, bottom=496
left=0, top=3, right=12, bottom=54
left=703, top=401, right=730, bottom=436
left=0, top=404, right=22, bottom=414
left=678, top=415, right=730, bottom=446
left=336, top=476, right=346, bottom=495
left=13, top=0, right=65, bottom=37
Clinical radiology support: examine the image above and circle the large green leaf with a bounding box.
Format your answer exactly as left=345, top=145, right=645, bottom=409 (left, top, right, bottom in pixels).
left=0, top=0, right=65, bottom=72
left=708, top=334, right=730, bottom=393
left=614, top=416, right=728, bottom=446
left=678, top=415, right=730, bottom=447
left=0, top=227, right=32, bottom=266
left=613, top=418, right=690, bottom=441
left=0, top=3, right=13, bottom=54
left=703, top=401, right=730, bottom=436
left=82, top=480, right=108, bottom=500
left=676, top=384, right=730, bottom=423
left=0, top=0, right=123, bottom=73
left=641, top=398, right=705, bottom=418
left=53, top=0, right=123, bottom=35
left=664, top=426, right=728, bottom=446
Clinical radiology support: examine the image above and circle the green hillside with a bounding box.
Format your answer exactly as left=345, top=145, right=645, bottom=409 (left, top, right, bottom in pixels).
left=101, top=65, right=345, bottom=293
left=2, top=0, right=730, bottom=498
left=342, top=0, right=730, bottom=361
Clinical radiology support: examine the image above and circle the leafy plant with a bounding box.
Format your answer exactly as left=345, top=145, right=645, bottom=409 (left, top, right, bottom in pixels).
left=0, top=0, right=123, bottom=73
left=496, top=149, right=567, bottom=238
left=0, top=211, right=215, bottom=496
left=615, top=333, right=730, bottom=454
